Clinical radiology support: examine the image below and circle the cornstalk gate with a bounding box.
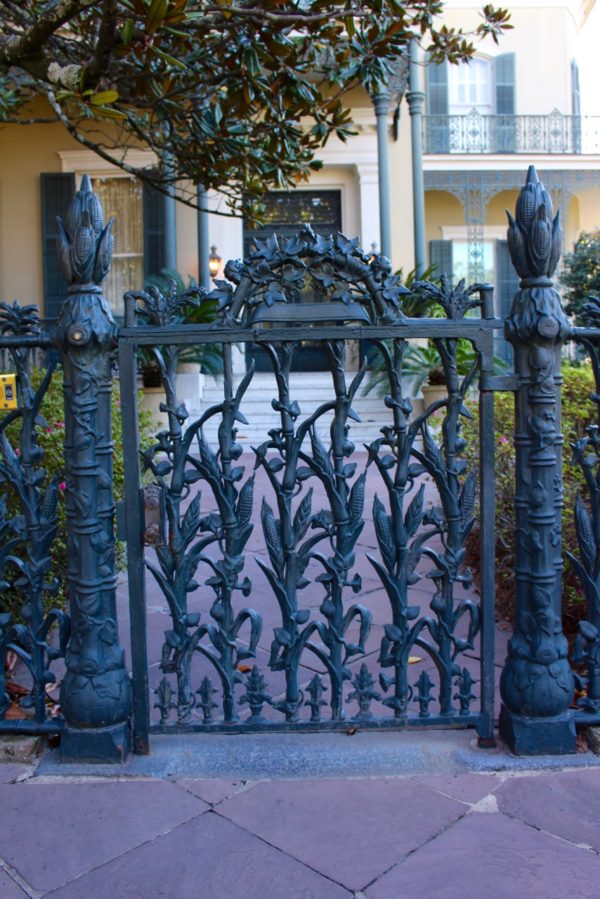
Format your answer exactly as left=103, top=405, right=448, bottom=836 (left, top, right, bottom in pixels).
left=0, top=166, right=597, bottom=761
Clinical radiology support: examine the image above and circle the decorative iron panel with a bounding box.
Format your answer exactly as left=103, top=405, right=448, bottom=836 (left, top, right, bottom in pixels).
left=0, top=307, right=67, bottom=736
left=118, top=229, right=498, bottom=748
left=423, top=111, right=600, bottom=155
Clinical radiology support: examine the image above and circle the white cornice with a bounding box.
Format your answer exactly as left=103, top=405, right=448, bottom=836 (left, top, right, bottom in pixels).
left=58, top=148, right=157, bottom=175
left=424, top=153, right=600, bottom=172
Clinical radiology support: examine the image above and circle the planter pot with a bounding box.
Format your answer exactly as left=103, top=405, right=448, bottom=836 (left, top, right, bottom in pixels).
left=140, top=386, right=168, bottom=431
left=421, top=383, right=447, bottom=408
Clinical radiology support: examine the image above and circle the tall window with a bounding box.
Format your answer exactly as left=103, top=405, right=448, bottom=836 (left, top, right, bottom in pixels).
left=90, top=176, right=144, bottom=318
left=448, top=58, right=493, bottom=115
left=451, top=240, right=494, bottom=285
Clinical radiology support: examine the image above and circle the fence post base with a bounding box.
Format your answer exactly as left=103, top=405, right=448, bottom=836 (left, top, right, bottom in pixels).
left=499, top=706, right=576, bottom=756
left=59, top=721, right=131, bottom=764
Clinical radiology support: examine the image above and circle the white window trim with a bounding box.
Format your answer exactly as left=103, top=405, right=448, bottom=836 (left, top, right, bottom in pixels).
left=440, top=226, right=507, bottom=241
left=58, top=149, right=157, bottom=182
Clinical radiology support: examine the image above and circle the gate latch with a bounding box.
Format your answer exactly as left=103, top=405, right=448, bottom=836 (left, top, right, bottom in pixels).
left=115, top=485, right=166, bottom=545
left=142, top=483, right=166, bottom=546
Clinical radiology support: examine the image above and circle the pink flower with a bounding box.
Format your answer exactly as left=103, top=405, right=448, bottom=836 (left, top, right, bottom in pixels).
left=58, top=482, right=67, bottom=492
left=499, top=436, right=508, bottom=444
left=54, top=421, right=64, bottom=429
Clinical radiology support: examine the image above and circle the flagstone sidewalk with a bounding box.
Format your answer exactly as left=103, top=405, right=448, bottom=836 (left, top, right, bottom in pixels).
left=4, top=454, right=600, bottom=898
left=1, top=758, right=600, bottom=898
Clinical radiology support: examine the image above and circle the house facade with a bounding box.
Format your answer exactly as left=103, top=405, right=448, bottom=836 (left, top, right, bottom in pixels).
left=0, top=0, right=597, bottom=400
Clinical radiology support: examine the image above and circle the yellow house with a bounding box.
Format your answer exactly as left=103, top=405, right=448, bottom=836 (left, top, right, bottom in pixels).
left=0, top=0, right=597, bottom=408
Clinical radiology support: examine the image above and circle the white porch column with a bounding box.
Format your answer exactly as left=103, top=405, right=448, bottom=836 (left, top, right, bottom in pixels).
left=355, top=162, right=381, bottom=254
left=207, top=192, right=247, bottom=375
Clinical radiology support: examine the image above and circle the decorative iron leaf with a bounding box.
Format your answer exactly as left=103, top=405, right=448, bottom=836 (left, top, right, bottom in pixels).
left=404, top=483, right=425, bottom=539
left=293, top=488, right=313, bottom=543
left=575, top=494, right=596, bottom=575
left=182, top=494, right=201, bottom=546
left=309, top=429, right=332, bottom=480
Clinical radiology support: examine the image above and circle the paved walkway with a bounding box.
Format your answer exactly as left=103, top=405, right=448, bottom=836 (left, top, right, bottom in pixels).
left=1, top=754, right=600, bottom=898
left=4, top=453, right=600, bottom=897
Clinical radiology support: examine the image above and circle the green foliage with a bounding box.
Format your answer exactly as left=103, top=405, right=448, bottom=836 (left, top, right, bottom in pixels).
left=461, top=362, right=595, bottom=628
left=561, top=231, right=600, bottom=323
left=143, top=269, right=223, bottom=375
left=0, top=1, right=511, bottom=216
left=366, top=267, right=487, bottom=394
left=0, top=368, right=155, bottom=621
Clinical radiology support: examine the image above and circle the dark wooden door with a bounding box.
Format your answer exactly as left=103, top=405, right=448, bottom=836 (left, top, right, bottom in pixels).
left=244, top=190, right=342, bottom=372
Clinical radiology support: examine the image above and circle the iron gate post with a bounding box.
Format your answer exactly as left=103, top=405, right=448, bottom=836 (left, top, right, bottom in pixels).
left=499, top=166, right=576, bottom=754
left=56, top=176, right=132, bottom=761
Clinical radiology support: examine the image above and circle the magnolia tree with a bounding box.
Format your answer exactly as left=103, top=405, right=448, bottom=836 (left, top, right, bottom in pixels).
left=0, top=0, right=510, bottom=214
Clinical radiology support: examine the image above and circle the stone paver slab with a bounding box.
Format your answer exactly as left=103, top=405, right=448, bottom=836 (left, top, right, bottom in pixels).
left=418, top=772, right=501, bottom=804
left=218, top=776, right=466, bottom=891
left=496, top=769, right=600, bottom=850
left=0, top=868, right=27, bottom=897
left=0, top=781, right=207, bottom=893
left=366, top=810, right=600, bottom=899
left=48, top=811, right=351, bottom=899
left=0, top=764, right=32, bottom=784
left=175, top=778, right=255, bottom=805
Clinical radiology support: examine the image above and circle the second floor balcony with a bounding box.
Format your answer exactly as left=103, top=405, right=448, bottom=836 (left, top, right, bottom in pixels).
left=423, top=109, right=600, bottom=156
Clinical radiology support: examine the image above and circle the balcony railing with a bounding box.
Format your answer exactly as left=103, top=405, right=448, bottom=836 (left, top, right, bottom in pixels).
left=423, top=109, right=600, bottom=155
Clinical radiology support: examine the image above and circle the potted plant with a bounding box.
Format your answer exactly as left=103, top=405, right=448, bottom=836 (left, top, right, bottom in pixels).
left=138, top=270, right=224, bottom=425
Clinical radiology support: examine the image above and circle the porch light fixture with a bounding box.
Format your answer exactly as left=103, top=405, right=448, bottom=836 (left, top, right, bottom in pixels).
left=208, top=244, right=222, bottom=278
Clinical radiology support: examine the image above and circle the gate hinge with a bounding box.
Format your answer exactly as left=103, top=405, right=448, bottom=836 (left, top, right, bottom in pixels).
left=480, top=374, right=518, bottom=392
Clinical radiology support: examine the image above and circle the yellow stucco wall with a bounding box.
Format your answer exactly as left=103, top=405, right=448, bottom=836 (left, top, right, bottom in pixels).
left=425, top=192, right=465, bottom=246
left=0, top=121, right=81, bottom=310
left=577, top=187, right=600, bottom=233
left=439, top=2, right=579, bottom=114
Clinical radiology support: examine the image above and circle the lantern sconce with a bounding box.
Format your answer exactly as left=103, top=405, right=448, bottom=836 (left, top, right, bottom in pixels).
left=208, top=245, right=222, bottom=279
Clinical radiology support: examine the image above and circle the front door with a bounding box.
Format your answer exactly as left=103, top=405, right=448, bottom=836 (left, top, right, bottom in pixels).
left=243, top=190, right=342, bottom=372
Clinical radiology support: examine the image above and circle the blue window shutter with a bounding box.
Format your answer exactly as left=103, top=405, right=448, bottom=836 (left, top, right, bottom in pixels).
left=425, top=59, right=449, bottom=152
left=429, top=239, right=452, bottom=279
left=41, top=172, right=75, bottom=321
left=494, top=53, right=515, bottom=114
left=426, top=60, right=448, bottom=115
left=494, top=53, right=516, bottom=153
left=495, top=239, right=519, bottom=364
left=143, top=182, right=167, bottom=279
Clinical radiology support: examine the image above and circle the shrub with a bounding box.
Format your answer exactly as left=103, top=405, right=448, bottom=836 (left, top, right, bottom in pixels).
left=461, top=362, right=595, bottom=633
left=561, top=231, right=600, bottom=323
left=0, top=368, right=155, bottom=621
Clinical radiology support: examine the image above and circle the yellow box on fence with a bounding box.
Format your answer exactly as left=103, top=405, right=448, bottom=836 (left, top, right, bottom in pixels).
left=0, top=373, right=17, bottom=410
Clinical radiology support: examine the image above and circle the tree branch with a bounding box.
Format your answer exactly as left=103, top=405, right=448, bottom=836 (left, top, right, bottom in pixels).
left=0, top=2, right=96, bottom=68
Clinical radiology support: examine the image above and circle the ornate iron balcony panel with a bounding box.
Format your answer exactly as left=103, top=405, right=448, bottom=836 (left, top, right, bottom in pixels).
left=423, top=111, right=600, bottom=155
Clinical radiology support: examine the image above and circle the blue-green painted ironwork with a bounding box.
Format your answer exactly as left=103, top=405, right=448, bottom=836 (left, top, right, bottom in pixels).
left=567, top=299, right=600, bottom=720
left=118, top=225, right=498, bottom=748
left=2, top=166, right=598, bottom=760
left=499, top=166, right=576, bottom=755
left=0, top=306, right=68, bottom=735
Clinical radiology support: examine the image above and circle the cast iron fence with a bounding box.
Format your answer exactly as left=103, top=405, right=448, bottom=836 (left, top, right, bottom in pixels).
left=0, top=166, right=597, bottom=760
